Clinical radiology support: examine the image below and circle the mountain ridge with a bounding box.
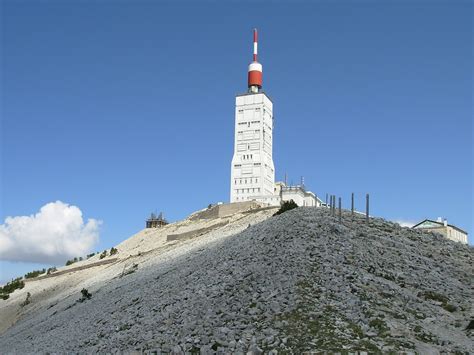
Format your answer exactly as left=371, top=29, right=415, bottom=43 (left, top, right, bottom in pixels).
left=0, top=206, right=472, bottom=353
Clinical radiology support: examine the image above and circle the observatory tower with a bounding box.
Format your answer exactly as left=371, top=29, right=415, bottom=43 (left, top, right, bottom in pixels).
left=230, top=29, right=278, bottom=205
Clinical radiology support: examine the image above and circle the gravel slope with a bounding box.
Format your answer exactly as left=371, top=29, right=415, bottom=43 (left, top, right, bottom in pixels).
left=0, top=207, right=472, bottom=353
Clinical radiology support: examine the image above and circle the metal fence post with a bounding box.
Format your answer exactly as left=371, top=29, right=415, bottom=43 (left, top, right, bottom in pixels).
left=351, top=192, right=354, bottom=217
left=338, top=197, right=342, bottom=222
left=366, top=193, right=370, bottom=224
left=332, top=195, right=335, bottom=217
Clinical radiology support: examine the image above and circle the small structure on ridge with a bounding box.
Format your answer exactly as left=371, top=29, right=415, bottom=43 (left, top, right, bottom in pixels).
left=146, top=212, right=168, bottom=229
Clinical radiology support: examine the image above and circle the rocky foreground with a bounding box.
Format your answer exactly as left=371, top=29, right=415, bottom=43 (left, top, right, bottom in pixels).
left=0, top=207, right=472, bottom=353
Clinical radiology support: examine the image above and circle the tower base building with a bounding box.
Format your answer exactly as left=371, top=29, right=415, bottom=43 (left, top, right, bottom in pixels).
left=230, top=92, right=280, bottom=206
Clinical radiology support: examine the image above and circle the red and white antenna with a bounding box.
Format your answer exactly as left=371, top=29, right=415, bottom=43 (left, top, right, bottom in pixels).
left=248, top=28, right=263, bottom=92
left=253, top=29, right=258, bottom=62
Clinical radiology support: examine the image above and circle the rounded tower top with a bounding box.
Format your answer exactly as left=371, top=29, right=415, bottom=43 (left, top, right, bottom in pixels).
left=248, top=28, right=262, bottom=93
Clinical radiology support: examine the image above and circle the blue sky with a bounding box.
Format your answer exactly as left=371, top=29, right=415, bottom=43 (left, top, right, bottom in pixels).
left=1, top=1, right=472, bottom=282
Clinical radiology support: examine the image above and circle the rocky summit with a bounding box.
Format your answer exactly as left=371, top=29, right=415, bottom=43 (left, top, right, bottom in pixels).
left=0, top=206, right=472, bottom=353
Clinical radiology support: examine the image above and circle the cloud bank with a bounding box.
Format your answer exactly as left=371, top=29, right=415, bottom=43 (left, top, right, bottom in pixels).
left=0, top=201, right=100, bottom=264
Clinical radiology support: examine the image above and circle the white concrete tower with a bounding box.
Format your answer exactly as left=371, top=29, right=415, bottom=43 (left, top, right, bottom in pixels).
left=230, top=29, right=278, bottom=205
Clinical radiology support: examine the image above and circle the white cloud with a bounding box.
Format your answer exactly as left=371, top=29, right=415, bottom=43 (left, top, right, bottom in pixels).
left=395, top=219, right=416, bottom=228
left=0, top=201, right=100, bottom=264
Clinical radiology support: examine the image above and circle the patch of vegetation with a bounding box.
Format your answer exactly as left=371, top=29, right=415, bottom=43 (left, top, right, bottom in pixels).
left=0, top=277, right=25, bottom=300
left=110, top=247, right=118, bottom=256
left=443, top=303, right=457, bottom=312
left=78, top=288, right=92, bottom=302
left=273, top=199, right=298, bottom=216
left=276, top=305, right=375, bottom=352
left=418, top=291, right=457, bottom=313
left=86, top=253, right=96, bottom=259
left=20, top=292, right=31, bottom=307
left=406, top=308, right=426, bottom=320
left=99, top=250, right=107, bottom=259
left=356, top=340, right=380, bottom=352
left=24, top=268, right=46, bottom=279
left=418, top=290, right=448, bottom=304
left=65, top=257, right=79, bottom=266
left=414, top=329, right=436, bottom=343
left=274, top=276, right=384, bottom=352
left=211, top=342, right=222, bottom=351
left=347, top=321, right=364, bottom=338
left=47, top=266, right=57, bottom=275
left=466, top=320, right=474, bottom=330
left=120, top=263, right=138, bottom=278
left=189, top=345, right=201, bottom=354
left=381, top=273, right=396, bottom=282
left=369, top=318, right=389, bottom=335
left=384, top=309, right=407, bottom=320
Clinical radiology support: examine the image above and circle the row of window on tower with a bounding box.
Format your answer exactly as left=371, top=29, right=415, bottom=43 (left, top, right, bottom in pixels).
left=234, top=177, right=259, bottom=185
left=237, top=108, right=263, bottom=113
left=238, top=120, right=261, bottom=127
left=235, top=188, right=261, bottom=194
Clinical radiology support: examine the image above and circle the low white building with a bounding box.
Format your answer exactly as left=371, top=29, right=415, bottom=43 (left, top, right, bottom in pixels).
left=412, top=218, right=468, bottom=244
left=275, top=182, right=322, bottom=207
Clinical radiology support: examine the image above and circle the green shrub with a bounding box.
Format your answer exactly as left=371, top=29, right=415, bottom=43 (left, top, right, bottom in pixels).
left=99, top=250, right=107, bottom=259
left=65, top=257, right=80, bottom=266
left=110, top=247, right=118, bottom=256
left=24, top=268, right=46, bottom=279
left=79, top=288, right=92, bottom=302
left=0, top=277, right=25, bottom=300
left=443, top=304, right=457, bottom=313
left=418, top=291, right=457, bottom=313
left=418, top=291, right=448, bottom=304
left=274, top=199, right=298, bottom=216
left=86, top=253, right=96, bottom=259
left=20, top=292, right=31, bottom=307
left=369, top=318, right=389, bottom=334
left=47, top=266, right=57, bottom=275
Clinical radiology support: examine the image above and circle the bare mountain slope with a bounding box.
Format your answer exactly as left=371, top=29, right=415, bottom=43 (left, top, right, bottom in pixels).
left=0, top=207, right=472, bottom=353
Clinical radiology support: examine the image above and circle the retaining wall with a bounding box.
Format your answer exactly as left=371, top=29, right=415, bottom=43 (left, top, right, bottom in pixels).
left=24, top=258, right=118, bottom=283
left=167, top=220, right=230, bottom=242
